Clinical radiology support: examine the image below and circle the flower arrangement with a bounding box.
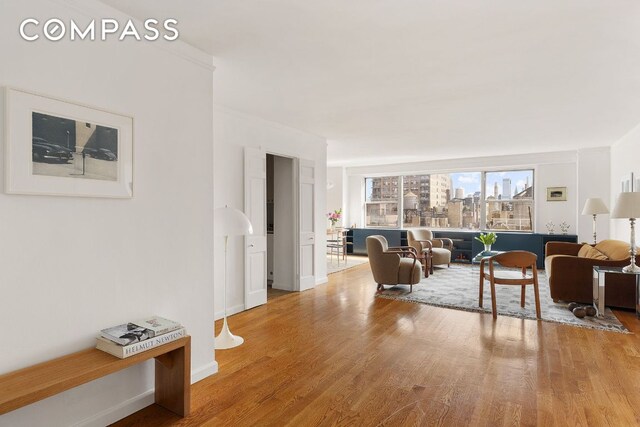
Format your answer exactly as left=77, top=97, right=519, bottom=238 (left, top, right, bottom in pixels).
left=559, top=221, right=570, bottom=234
left=327, top=208, right=342, bottom=227
left=475, top=232, right=497, bottom=245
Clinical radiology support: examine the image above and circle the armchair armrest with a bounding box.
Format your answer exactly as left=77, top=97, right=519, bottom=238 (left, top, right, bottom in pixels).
left=432, top=238, right=453, bottom=250
left=388, top=246, right=418, bottom=257
left=414, top=240, right=433, bottom=251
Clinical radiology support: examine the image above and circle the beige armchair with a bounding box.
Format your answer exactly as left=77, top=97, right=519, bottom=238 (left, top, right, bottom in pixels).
left=407, top=229, right=453, bottom=274
left=366, top=235, right=421, bottom=292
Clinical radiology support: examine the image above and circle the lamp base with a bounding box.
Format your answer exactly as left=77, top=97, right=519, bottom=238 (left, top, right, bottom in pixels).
left=623, top=264, right=640, bottom=273
left=215, top=318, right=244, bottom=349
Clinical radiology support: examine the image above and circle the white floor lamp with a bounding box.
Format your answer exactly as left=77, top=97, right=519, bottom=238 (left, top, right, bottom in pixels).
left=581, top=198, right=609, bottom=244
left=214, top=205, right=253, bottom=349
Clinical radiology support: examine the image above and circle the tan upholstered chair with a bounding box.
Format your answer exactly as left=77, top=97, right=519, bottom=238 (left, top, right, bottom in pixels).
left=366, top=235, right=421, bottom=292
left=407, top=229, right=453, bottom=274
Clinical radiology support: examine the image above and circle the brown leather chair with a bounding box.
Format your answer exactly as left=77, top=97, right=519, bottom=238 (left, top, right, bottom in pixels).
left=366, top=235, right=421, bottom=292
left=545, top=239, right=639, bottom=308
left=407, top=229, right=453, bottom=274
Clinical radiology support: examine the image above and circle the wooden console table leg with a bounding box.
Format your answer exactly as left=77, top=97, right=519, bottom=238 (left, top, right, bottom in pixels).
left=154, top=337, right=191, bottom=416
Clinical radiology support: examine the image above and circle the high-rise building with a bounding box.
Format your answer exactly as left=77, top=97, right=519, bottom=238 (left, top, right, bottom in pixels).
left=502, top=178, right=512, bottom=199
left=454, top=187, right=464, bottom=199
left=493, top=182, right=499, bottom=198
left=430, top=174, right=451, bottom=208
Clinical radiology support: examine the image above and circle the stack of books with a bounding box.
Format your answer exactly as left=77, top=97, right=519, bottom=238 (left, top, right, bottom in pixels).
left=97, top=316, right=186, bottom=359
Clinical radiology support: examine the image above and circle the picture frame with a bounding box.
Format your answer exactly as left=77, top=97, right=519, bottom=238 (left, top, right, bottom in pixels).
left=546, top=186, right=567, bottom=201
left=4, top=87, right=133, bottom=198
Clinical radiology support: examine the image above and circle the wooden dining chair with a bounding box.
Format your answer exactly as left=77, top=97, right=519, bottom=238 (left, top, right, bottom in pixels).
left=482, top=251, right=541, bottom=320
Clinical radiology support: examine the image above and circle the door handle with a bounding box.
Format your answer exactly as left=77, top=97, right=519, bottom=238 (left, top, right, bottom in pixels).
left=249, top=244, right=255, bottom=248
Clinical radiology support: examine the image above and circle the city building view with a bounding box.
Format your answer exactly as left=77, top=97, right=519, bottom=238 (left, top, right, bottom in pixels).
left=365, top=170, right=534, bottom=230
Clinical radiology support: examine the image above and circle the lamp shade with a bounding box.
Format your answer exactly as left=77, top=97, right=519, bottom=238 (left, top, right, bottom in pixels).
left=214, top=206, right=253, bottom=236
left=581, top=198, right=609, bottom=215
left=611, top=192, right=640, bottom=219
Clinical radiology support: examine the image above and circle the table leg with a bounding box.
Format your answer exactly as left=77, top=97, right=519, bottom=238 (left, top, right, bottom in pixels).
left=636, top=276, right=640, bottom=319
left=479, top=260, right=484, bottom=308
left=155, top=337, right=191, bottom=416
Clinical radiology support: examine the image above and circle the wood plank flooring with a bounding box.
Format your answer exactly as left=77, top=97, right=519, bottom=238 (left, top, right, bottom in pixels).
left=114, top=263, right=640, bottom=426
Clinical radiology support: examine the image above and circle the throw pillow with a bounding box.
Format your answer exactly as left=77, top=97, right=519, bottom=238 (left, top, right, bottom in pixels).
left=577, top=244, right=608, bottom=260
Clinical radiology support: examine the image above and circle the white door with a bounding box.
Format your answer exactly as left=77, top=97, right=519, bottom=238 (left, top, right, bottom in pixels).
left=298, top=159, right=316, bottom=291
left=244, top=147, right=267, bottom=309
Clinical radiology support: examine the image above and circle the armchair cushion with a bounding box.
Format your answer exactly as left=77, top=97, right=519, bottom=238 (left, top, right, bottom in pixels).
left=595, top=240, right=632, bottom=260
left=577, top=244, right=608, bottom=260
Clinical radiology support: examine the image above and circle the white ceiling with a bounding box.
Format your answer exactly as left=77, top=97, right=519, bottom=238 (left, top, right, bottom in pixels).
left=103, top=0, right=640, bottom=166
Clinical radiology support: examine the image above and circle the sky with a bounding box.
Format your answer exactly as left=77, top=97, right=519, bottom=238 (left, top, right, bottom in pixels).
left=365, top=170, right=535, bottom=200
left=451, top=170, right=533, bottom=198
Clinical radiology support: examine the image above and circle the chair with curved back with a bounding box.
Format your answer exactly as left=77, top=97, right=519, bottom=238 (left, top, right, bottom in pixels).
left=407, top=229, right=453, bottom=276
left=366, top=235, right=421, bottom=292
left=480, top=250, right=541, bottom=320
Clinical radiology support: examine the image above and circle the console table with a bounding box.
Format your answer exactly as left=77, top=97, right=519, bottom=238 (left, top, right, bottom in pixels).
left=0, top=336, right=191, bottom=417
left=346, top=228, right=577, bottom=268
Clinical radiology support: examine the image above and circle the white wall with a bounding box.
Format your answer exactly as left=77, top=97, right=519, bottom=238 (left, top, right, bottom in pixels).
left=0, top=1, right=215, bottom=425
left=610, top=123, right=640, bottom=242
left=327, top=166, right=346, bottom=226
left=535, top=162, right=577, bottom=234
left=577, top=147, right=611, bottom=242
left=213, top=106, right=327, bottom=318
left=343, top=150, right=609, bottom=236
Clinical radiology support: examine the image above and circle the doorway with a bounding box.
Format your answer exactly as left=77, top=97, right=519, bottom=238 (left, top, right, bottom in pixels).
left=266, top=153, right=295, bottom=301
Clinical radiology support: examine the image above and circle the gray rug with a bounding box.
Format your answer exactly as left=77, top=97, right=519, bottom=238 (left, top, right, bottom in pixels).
left=376, top=264, right=630, bottom=334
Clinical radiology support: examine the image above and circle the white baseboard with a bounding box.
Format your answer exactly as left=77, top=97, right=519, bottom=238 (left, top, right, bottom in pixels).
left=315, top=276, right=328, bottom=285
left=214, top=303, right=245, bottom=321
left=192, top=361, right=219, bottom=383
left=74, top=390, right=154, bottom=427
left=73, top=361, right=219, bottom=427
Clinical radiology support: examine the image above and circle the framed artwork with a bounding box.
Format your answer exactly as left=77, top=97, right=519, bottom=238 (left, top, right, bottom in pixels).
left=621, top=173, right=634, bottom=193
left=546, top=187, right=567, bottom=201
left=4, top=87, right=133, bottom=197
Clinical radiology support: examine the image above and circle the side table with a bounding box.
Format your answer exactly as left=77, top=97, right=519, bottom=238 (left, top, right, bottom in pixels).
left=592, top=266, right=640, bottom=318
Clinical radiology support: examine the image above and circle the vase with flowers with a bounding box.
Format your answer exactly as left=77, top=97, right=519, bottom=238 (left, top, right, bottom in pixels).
left=327, top=208, right=342, bottom=230
left=475, top=232, right=497, bottom=253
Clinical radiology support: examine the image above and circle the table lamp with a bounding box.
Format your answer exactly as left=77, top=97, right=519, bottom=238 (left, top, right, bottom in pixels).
left=581, top=198, right=609, bottom=244
left=611, top=192, right=640, bottom=273
left=214, top=205, right=253, bottom=349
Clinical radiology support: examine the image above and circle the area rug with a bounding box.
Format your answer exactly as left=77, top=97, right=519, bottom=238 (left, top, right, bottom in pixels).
left=327, top=255, right=368, bottom=275
left=376, top=264, right=630, bottom=333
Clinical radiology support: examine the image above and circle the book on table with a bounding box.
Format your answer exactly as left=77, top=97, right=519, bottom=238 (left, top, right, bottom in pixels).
left=96, top=327, right=187, bottom=359
left=100, top=315, right=182, bottom=346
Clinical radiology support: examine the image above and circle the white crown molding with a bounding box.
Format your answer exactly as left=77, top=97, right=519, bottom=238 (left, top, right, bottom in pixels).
left=49, top=0, right=216, bottom=71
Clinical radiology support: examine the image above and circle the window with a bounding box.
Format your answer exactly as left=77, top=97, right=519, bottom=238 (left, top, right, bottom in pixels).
left=365, top=176, right=399, bottom=227
left=402, top=173, right=481, bottom=229
left=484, top=170, right=534, bottom=231
left=364, top=169, right=534, bottom=231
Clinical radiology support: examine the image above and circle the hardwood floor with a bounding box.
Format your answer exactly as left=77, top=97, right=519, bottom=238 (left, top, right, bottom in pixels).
left=114, top=264, right=640, bottom=426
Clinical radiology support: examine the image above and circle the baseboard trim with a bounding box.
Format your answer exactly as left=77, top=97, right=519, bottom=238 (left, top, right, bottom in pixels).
left=73, top=361, right=219, bottom=427
left=315, top=276, right=328, bottom=286
left=192, top=361, right=219, bottom=383
left=214, top=303, right=245, bottom=321
left=74, top=389, right=154, bottom=427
